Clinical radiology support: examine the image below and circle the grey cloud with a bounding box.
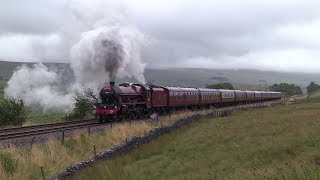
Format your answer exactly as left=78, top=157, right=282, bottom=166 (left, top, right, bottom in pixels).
left=2, top=0, right=320, bottom=72
left=0, top=0, right=68, bottom=35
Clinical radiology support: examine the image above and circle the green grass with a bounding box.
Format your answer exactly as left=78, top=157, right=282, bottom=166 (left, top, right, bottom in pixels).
left=73, top=99, right=320, bottom=179
left=26, top=111, right=66, bottom=125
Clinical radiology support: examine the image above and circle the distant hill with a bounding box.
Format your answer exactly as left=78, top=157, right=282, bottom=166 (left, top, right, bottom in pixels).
left=1, top=61, right=319, bottom=91
left=144, top=68, right=320, bottom=90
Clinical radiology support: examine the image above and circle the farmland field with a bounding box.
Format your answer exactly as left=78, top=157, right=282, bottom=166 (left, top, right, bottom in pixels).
left=74, top=97, right=320, bottom=179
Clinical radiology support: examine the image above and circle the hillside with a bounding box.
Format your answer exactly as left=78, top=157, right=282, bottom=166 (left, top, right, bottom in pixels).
left=145, top=68, right=320, bottom=89
left=1, top=60, right=320, bottom=91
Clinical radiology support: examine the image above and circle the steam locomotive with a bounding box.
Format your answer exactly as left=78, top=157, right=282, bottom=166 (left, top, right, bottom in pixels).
left=95, top=82, right=282, bottom=122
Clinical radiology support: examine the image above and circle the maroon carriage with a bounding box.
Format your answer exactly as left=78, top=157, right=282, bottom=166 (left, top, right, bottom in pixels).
left=234, top=90, right=247, bottom=103
left=246, top=91, right=255, bottom=102
left=198, top=88, right=221, bottom=107
left=164, top=87, right=200, bottom=108
left=254, top=91, right=262, bottom=102
left=150, top=87, right=168, bottom=113
left=219, top=89, right=236, bottom=105
left=261, top=91, right=269, bottom=101
left=270, top=92, right=282, bottom=100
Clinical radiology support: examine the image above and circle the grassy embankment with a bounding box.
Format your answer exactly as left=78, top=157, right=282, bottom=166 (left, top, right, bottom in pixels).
left=73, top=97, right=320, bottom=179
left=0, top=110, right=201, bottom=179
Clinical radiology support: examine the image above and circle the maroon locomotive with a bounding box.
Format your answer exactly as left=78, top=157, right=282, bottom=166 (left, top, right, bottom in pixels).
left=95, top=82, right=282, bottom=122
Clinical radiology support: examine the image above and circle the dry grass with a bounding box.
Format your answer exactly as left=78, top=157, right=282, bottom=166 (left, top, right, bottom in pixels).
left=0, top=110, right=197, bottom=179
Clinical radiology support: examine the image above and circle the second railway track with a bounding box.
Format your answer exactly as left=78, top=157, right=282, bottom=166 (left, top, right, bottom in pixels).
left=0, top=119, right=101, bottom=141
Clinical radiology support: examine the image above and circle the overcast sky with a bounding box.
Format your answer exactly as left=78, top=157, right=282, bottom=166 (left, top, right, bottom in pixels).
left=1, top=0, right=320, bottom=73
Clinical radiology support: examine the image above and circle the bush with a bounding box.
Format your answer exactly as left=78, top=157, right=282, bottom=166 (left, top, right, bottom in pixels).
left=0, top=98, right=30, bottom=127
left=72, top=95, right=93, bottom=119
left=67, top=89, right=99, bottom=120
left=0, top=152, right=18, bottom=175
left=307, top=82, right=320, bottom=94
left=206, top=83, right=234, bottom=90
left=270, top=83, right=303, bottom=97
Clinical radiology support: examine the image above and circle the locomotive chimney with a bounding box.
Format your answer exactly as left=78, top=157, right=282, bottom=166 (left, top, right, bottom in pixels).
left=109, top=81, right=115, bottom=86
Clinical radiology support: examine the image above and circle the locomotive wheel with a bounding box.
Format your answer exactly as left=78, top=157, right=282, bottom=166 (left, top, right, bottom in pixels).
left=136, top=111, right=143, bottom=119
left=98, top=115, right=104, bottom=123
left=124, top=113, right=130, bottom=121
left=130, top=112, right=136, bottom=120
left=128, top=112, right=134, bottom=120
left=113, top=115, right=119, bottom=122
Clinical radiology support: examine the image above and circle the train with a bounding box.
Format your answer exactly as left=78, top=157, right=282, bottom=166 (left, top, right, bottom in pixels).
left=94, top=82, right=282, bottom=122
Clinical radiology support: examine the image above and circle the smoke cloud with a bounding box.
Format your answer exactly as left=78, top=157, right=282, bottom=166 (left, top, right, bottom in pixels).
left=4, top=0, right=148, bottom=112
left=70, top=25, right=147, bottom=87
left=5, top=64, right=73, bottom=112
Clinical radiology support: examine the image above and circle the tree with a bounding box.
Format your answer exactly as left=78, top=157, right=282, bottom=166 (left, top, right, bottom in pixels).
left=0, top=98, right=30, bottom=127
left=307, top=82, right=320, bottom=94
left=206, top=83, right=234, bottom=90
left=72, top=95, right=93, bottom=119
left=270, top=83, right=302, bottom=97
left=67, top=89, right=99, bottom=120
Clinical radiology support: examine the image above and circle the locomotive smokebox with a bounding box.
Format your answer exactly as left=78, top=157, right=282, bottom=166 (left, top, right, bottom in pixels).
left=110, top=81, right=115, bottom=86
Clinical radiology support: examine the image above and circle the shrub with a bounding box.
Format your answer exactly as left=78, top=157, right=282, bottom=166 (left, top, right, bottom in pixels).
left=270, top=83, right=303, bottom=97
left=66, top=89, right=99, bottom=121
left=206, top=83, right=234, bottom=90
left=0, top=97, right=30, bottom=127
left=307, top=82, right=320, bottom=94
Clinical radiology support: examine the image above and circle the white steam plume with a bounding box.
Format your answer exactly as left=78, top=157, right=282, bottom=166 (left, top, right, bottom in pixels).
left=4, top=0, right=148, bottom=112
left=70, top=25, right=147, bottom=88
left=5, top=64, right=73, bottom=112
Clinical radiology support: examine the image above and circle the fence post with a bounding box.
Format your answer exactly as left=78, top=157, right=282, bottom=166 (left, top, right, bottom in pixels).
left=94, top=145, right=96, bottom=156
left=157, top=114, right=159, bottom=126
left=30, top=137, right=36, bottom=149
left=61, top=131, right=65, bottom=145
left=110, top=122, right=113, bottom=129
left=87, top=126, right=91, bottom=135
left=40, top=167, right=46, bottom=180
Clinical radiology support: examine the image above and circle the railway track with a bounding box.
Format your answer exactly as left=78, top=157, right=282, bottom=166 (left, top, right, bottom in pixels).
left=0, top=119, right=101, bottom=141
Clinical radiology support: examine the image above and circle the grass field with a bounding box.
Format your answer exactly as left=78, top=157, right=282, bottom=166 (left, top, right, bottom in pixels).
left=73, top=98, right=320, bottom=179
